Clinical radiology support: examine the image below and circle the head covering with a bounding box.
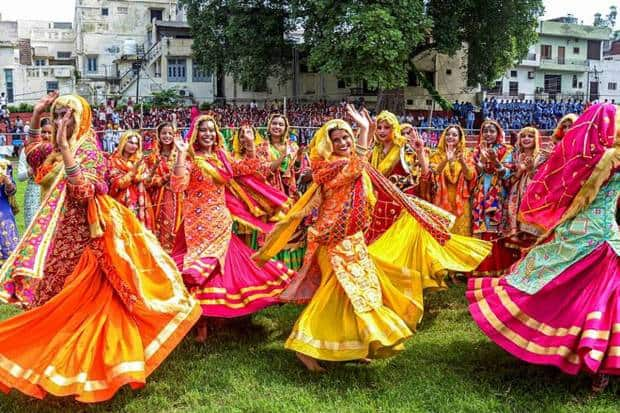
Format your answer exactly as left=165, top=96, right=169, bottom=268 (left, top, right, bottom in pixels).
left=112, top=130, right=143, bottom=163
left=477, top=119, right=505, bottom=146
left=152, top=122, right=176, bottom=155
left=520, top=103, right=620, bottom=234
left=50, top=94, right=92, bottom=149
left=36, top=95, right=94, bottom=189
left=188, top=115, right=224, bottom=158
left=232, top=124, right=265, bottom=158
left=375, top=111, right=406, bottom=147
left=266, top=113, right=290, bottom=144
left=436, top=124, right=466, bottom=155
left=551, top=113, right=578, bottom=142
left=308, top=119, right=354, bottom=161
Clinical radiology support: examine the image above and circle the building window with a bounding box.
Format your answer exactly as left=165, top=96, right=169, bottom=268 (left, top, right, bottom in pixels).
left=572, top=75, right=578, bottom=88
left=609, top=82, right=617, bottom=90
left=101, top=8, right=108, bottom=16
left=573, top=47, right=580, bottom=54
left=337, top=79, right=346, bottom=89
left=540, top=44, right=552, bottom=60
left=446, top=69, right=452, bottom=75
left=490, top=81, right=503, bottom=94
left=4, top=69, right=14, bottom=103
left=510, top=70, right=517, bottom=78
left=117, top=7, right=128, bottom=14
left=57, top=51, right=71, bottom=59
left=168, top=58, right=186, bottom=82
left=46, top=81, right=59, bottom=93
left=34, top=59, right=46, bottom=66
left=509, top=81, right=519, bottom=96
left=150, top=9, right=163, bottom=21
left=86, top=56, right=98, bottom=73
left=192, top=63, right=211, bottom=82
left=588, top=40, right=601, bottom=60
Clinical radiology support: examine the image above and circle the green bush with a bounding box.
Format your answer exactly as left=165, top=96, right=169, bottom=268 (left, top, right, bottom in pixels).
left=199, top=101, right=211, bottom=111
left=6, top=104, right=34, bottom=113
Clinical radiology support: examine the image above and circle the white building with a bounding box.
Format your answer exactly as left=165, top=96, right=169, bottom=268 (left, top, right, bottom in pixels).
left=595, top=39, right=620, bottom=103
left=0, top=18, right=75, bottom=106
left=218, top=46, right=476, bottom=110
left=74, top=0, right=214, bottom=105
left=490, top=17, right=612, bottom=102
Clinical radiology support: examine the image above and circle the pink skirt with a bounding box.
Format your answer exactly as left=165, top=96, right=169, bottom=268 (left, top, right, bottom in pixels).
left=467, top=242, right=620, bottom=375
left=173, top=230, right=294, bottom=318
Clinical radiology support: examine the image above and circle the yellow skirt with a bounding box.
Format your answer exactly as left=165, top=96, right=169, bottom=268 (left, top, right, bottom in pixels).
left=285, top=233, right=421, bottom=361
left=369, top=212, right=492, bottom=288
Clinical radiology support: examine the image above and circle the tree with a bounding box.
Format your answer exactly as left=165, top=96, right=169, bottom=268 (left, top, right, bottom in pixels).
left=182, top=0, right=544, bottom=112
left=180, top=0, right=296, bottom=96
left=152, top=88, right=182, bottom=108
left=593, top=6, right=617, bottom=27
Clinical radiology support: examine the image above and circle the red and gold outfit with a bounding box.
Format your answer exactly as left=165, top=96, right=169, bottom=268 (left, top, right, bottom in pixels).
left=366, top=111, right=432, bottom=244
left=146, top=128, right=183, bottom=253
left=108, top=131, right=155, bottom=230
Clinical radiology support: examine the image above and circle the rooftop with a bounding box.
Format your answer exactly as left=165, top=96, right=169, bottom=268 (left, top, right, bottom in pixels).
left=538, top=20, right=611, bottom=41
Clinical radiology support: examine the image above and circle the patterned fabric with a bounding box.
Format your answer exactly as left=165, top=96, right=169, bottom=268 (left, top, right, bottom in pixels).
left=2, top=127, right=108, bottom=306
left=0, top=165, right=19, bottom=264
left=147, top=148, right=182, bottom=253
left=171, top=146, right=293, bottom=317
left=108, top=131, right=155, bottom=230
left=520, top=104, right=618, bottom=232
left=507, top=173, right=620, bottom=294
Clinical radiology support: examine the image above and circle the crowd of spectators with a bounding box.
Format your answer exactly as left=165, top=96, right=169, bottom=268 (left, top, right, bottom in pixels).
left=481, top=98, right=587, bottom=131
left=0, top=94, right=598, bottom=155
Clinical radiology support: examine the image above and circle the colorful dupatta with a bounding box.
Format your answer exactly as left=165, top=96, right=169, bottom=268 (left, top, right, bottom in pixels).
left=431, top=125, right=476, bottom=217
left=519, top=103, right=620, bottom=235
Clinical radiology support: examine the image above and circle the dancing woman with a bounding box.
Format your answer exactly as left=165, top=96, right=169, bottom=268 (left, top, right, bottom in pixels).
left=264, top=113, right=306, bottom=269
left=430, top=125, right=477, bottom=236
left=467, top=103, right=620, bottom=392
left=256, top=106, right=490, bottom=371
left=171, top=115, right=293, bottom=342
left=231, top=124, right=290, bottom=249
left=0, top=93, right=200, bottom=402
left=471, top=120, right=518, bottom=276
left=17, top=118, right=51, bottom=227
left=146, top=122, right=183, bottom=253
left=108, top=130, right=155, bottom=230
left=366, top=111, right=432, bottom=243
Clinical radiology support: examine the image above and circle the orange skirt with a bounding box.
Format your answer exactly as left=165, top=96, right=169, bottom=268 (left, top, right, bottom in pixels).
left=0, top=196, right=200, bottom=403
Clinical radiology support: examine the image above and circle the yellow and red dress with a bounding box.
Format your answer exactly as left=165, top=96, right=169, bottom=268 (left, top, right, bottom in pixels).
left=281, top=155, right=420, bottom=360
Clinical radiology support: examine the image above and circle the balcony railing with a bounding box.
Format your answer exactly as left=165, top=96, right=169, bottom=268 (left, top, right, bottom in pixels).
left=540, top=57, right=587, bottom=65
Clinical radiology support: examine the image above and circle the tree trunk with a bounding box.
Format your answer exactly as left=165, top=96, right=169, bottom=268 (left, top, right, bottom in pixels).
left=376, top=88, right=405, bottom=114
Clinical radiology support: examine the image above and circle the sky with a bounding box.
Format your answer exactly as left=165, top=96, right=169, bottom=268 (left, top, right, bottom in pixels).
left=0, top=0, right=617, bottom=26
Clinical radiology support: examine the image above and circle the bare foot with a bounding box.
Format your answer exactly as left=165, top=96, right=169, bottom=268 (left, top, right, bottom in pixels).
left=195, top=320, right=208, bottom=343
left=296, top=352, right=326, bottom=373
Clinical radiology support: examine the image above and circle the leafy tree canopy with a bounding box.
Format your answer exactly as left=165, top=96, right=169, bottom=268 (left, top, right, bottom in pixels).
left=181, top=0, right=544, bottom=108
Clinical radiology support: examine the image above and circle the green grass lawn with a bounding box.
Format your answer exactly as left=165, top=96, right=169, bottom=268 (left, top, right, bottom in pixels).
left=0, top=182, right=618, bottom=412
